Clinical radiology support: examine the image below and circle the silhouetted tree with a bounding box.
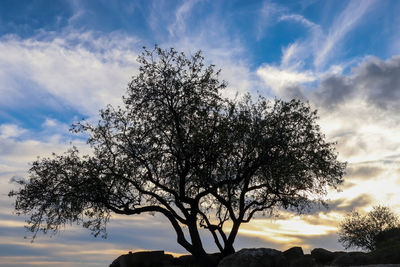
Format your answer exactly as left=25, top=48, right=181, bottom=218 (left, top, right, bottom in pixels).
left=338, top=205, right=399, bottom=251
left=9, top=46, right=346, bottom=267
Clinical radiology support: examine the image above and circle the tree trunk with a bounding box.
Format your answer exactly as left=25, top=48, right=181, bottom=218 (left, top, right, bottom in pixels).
left=192, top=248, right=217, bottom=267
left=221, top=243, right=235, bottom=258
left=221, top=220, right=240, bottom=257
left=187, top=216, right=217, bottom=267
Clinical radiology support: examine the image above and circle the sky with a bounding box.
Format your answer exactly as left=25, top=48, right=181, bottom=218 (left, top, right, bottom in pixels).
left=1, top=0, right=400, bottom=266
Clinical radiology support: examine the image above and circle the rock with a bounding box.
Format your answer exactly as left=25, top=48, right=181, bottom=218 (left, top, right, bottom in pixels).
left=311, top=248, right=336, bottom=264
left=218, top=248, right=288, bottom=267
left=109, top=256, right=121, bottom=267
left=109, top=244, right=400, bottom=267
left=331, top=251, right=372, bottom=266
left=369, top=244, right=400, bottom=264
left=174, top=253, right=220, bottom=266
left=208, top=253, right=223, bottom=266
left=288, top=255, right=317, bottom=267
left=283, top=246, right=303, bottom=263
left=109, top=250, right=174, bottom=267
left=176, top=254, right=196, bottom=266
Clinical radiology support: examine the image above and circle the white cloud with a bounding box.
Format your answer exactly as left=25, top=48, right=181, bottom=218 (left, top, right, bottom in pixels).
left=317, top=98, right=400, bottom=163
left=42, top=118, right=70, bottom=132
left=0, top=30, right=140, bottom=116
left=0, top=137, right=86, bottom=172
left=43, top=118, right=58, bottom=128
left=257, top=64, right=315, bottom=97
left=0, top=124, right=27, bottom=139
left=250, top=54, right=400, bottom=227
left=0, top=22, right=256, bottom=118
left=305, top=55, right=400, bottom=219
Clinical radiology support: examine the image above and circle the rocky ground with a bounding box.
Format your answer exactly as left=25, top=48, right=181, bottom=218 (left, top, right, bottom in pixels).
left=109, top=230, right=400, bottom=267
left=109, top=245, right=400, bottom=267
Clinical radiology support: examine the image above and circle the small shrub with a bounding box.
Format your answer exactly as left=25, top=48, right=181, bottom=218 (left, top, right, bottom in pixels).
left=338, top=205, right=399, bottom=251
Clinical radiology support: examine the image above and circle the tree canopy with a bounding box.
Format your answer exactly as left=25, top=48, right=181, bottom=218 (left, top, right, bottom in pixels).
left=338, top=205, right=400, bottom=251
left=9, top=46, right=346, bottom=267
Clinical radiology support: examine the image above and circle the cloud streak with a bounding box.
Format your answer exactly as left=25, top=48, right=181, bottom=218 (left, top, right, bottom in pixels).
left=257, top=0, right=285, bottom=40
left=270, top=0, right=376, bottom=82
left=168, top=0, right=201, bottom=37
left=314, top=0, right=376, bottom=68
left=0, top=31, right=140, bottom=116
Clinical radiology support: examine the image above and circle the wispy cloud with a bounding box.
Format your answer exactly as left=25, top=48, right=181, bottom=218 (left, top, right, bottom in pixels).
left=0, top=30, right=140, bottom=116
left=162, top=10, right=257, bottom=99
left=257, top=0, right=377, bottom=101
left=314, top=0, right=376, bottom=68
left=279, top=14, right=320, bottom=31
left=280, top=42, right=301, bottom=68
left=390, top=4, right=400, bottom=55
left=275, top=0, right=376, bottom=73
left=256, top=0, right=285, bottom=40
left=168, top=0, right=201, bottom=37
left=278, top=14, right=322, bottom=69
left=163, top=33, right=255, bottom=99
left=67, top=0, right=86, bottom=25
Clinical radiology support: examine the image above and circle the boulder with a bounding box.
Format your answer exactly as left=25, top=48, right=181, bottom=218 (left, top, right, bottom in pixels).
left=175, top=254, right=196, bottom=266
left=288, top=255, right=317, bottom=267
left=208, top=253, right=223, bottom=266
left=174, top=253, right=220, bottom=266
left=283, top=246, right=303, bottom=263
left=369, top=244, right=400, bottom=264
left=331, top=251, right=372, bottom=266
left=310, top=248, right=336, bottom=264
left=109, top=250, right=174, bottom=267
left=218, top=248, right=288, bottom=267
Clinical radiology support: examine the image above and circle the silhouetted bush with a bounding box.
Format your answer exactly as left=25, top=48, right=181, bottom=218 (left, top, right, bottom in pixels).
left=374, top=227, right=400, bottom=248
left=338, top=205, right=399, bottom=251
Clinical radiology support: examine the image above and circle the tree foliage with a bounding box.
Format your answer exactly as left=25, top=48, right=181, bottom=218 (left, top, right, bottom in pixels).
left=9, top=46, right=346, bottom=266
left=338, top=205, right=400, bottom=251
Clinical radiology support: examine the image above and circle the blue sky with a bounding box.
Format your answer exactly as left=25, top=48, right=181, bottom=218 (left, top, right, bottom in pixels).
left=1, top=0, right=400, bottom=266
